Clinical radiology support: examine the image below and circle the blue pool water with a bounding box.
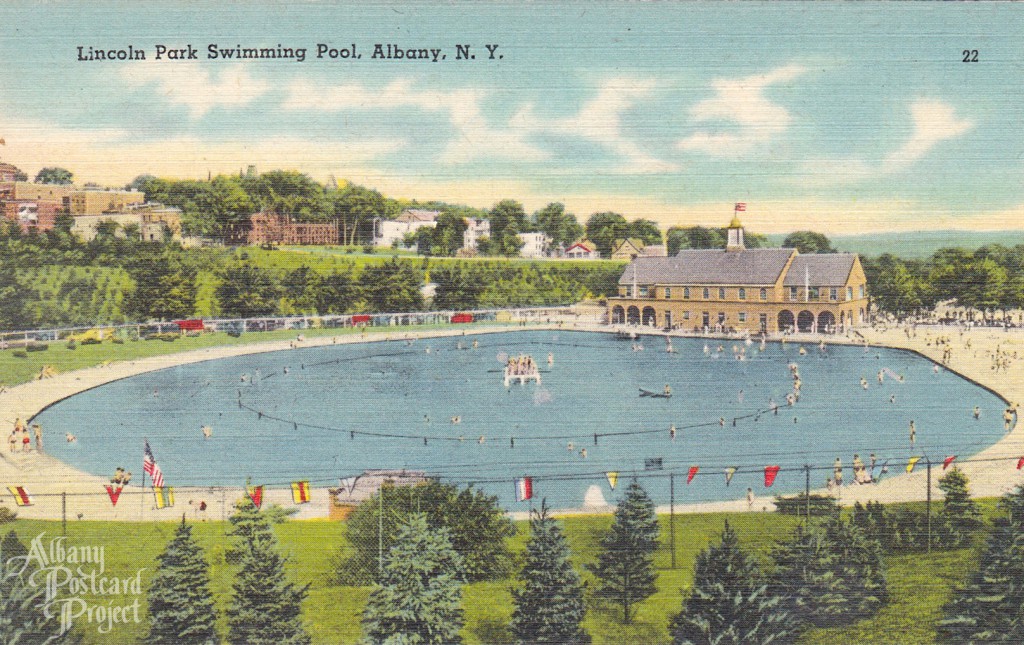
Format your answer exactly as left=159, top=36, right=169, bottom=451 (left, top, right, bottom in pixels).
left=35, top=331, right=1007, bottom=509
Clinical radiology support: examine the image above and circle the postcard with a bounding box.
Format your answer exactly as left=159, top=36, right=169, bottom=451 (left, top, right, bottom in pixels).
left=0, top=2, right=1022, bottom=643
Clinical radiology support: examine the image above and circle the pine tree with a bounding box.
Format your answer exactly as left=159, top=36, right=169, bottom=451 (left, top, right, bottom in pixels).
left=226, top=499, right=311, bottom=645
left=147, top=516, right=218, bottom=644
left=768, top=523, right=846, bottom=629
left=938, top=519, right=1024, bottom=642
left=672, top=521, right=794, bottom=645
left=938, top=467, right=982, bottom=548
left=588, top=479, right=660, bottom=624
left=822, top=514, right=887, bottom=620
left=510, top=501, right=590, bottom=645
left=0, top=530, right=78, bottom=643
left=361, top=513, right=465, bottom=644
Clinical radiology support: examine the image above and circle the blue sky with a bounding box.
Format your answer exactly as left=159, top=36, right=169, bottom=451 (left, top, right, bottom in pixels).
left=1, top=1, right=1022, bottom=234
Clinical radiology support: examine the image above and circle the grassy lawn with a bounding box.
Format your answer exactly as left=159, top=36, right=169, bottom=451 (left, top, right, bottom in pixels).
left=1, top=500, right=991, bottom=644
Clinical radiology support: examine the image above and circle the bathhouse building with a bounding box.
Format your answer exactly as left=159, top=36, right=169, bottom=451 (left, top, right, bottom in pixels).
left=608, top=217, right=869, bottom=334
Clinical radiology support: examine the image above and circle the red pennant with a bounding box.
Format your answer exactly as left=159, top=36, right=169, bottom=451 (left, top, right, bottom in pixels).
left=943, top=455, right=957, bottom=470
left=1017, top=457, right=1024, bottom=470
left=105, top=485, right=123, bottom=506
left=764, top=465, right=781, bottom=488
left=687, top=466, right=699, bottom=484
left=248, top=485, right=263, bottom=510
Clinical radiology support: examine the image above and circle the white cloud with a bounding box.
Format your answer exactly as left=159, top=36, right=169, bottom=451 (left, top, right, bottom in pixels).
left=283, top=78, right=547, bottom=164
left=677, top=64, right=806, bottom=157
left=0, top=116, right=403, bottom=184
left=121, top=62, right=270, bottom=118
left=798, top=99, right=974, bottom=185
left=881, top=99, right=973, bottom=173
left=517, top=78, right=678, bottom=173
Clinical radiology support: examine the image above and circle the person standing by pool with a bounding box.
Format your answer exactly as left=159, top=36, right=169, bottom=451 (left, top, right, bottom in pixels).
left=746, top=488, right=754, bottom=510
left=32, top=424, right=42, bottom=453
left=7, top=431, right=16, bottom=453
left=833, top=458, right=843, bottom=486
left=21, top=427, right=30, bottom=452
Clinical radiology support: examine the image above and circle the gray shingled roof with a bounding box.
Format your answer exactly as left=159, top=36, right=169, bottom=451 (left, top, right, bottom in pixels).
left=783, top=254, right=857, bottom=287
left=618, top=248, right=795, bottom=286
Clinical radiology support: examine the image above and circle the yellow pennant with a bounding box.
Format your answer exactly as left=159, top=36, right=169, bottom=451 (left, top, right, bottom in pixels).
left=606, top=472, right=619, bottom=490
left=154, top=486, right=175, bottom=509
left=291, top=481, right=311, bottom=504
left=906, top=457, right=922, bottom=474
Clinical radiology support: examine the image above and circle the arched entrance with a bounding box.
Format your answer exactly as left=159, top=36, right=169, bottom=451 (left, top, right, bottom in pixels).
left=797, top=310, right=815, bottom=333
left=818, top=311, right=836, bottom=333
left=641, top=306, right=657, bottom=326
left=778, top=310, right=794, bottom=332
left=626, top=306, right=640, bottom=325
left=611, top=305, right=625, bottom=324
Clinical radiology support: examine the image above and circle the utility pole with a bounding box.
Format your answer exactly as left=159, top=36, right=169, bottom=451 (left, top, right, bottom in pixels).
left=669, top=473, right=677, bottom=569
left=926, top=459, right=933, bottom=553
left=804, top=465, right=811, bottom=521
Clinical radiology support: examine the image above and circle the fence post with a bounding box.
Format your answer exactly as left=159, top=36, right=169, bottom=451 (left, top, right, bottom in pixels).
left=378, top=484, right=384, bottom=575
left=62, top=492, right=66, bottom=537
left=804, top=465, right=811, bottom=521
left=669, top=473, right=676, bottom=569
left=926, top=459, right=932, bottom=553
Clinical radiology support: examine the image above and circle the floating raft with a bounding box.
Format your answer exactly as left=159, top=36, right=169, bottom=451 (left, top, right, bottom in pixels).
left=639, top=388, right=671, bottom=399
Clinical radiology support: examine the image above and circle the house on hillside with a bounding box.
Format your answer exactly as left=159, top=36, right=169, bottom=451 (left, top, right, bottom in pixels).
left=462, top=217, right=490, bottom=252
left=373, top=209, right=440, bottom=247
left=246, top=211, right=339, bottom=246
left=564, top=240, right=600, bottom=259
left=517, top=232, right=552, bottom=259
left=609, top=216, right=869, bottom=334
left=611, top=238, right=647, bottom=260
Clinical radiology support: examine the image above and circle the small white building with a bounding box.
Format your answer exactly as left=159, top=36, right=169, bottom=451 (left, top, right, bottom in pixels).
left=462, top=217, right=490, bottom=251
left=373, top=209, right=440, bottom=247
left=517, top=232, right=552, bottom=259
left=564, top=241, right=600, bottom=260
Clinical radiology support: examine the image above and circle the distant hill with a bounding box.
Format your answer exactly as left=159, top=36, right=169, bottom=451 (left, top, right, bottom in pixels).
left=765, top=230, right=1024, bottom=259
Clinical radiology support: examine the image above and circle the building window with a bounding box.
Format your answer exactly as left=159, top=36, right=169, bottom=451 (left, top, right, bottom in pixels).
left=760, top=288, right=768, bottom=300
left=847, top=286, right=853, bottom=301
left=703, top=287, right=710, bottom=299
left=759, top=313, right=768, bottom=329
left=665, top=287, right=672, bottom=299
left=683, top=287, right=690, bottom=300
left=809, top=287, right=819, bottom=300
left=789, top=286, right=798, bottom=301
left=738, top=312, right=747, bottom=323
left=639, top=286, right=649, bottom=297
left=718, top=287, right=726, bottom=300
left=830, top=287, right=838, bottom=301
left=738, top=288, right=746, bottom=300
left=683, top=311, right=690, bottom=320
left=859, top=285, right=865, bottom=298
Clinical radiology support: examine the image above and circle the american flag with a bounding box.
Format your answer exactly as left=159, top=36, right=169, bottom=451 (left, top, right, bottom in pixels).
left=143, top=440, right=164, bottom=488
left=734, top=202, right=746, bottom=212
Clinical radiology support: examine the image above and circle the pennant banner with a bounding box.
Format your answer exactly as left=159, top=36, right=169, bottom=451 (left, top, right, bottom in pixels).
left=105, top=485, right=123, bottom=506
left=1018, top=457, right=1024, bottom=471
left=764, top=465, right=780, bottom=488
left=153, top=487, right=175, bottom=509
left=725, top=467, right=737, bottom=487
left=906, top=457, right=922, bottom=474
left=606, top=472, right=618, bottom=490
left=247, top=485, right=264, bottom=510
left=291, top=481, right=311, bottom=504
left=943, top=455, right=957, bottom=470
left=8, top=486, right=31, bottom=507
left=687, top=466, right=699, bottom=484
left=515, top=477, right=533, bottom=502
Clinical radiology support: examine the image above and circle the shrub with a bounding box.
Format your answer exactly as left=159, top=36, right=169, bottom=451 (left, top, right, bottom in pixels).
left=80, top=337, right=101, bottom=346
left=362, top=244, right=376, bottom=254
left=112, top=337, right=125, bottom=344
left=0, top=507, right=17, bottom=524
left=25, top=342, right=48, bottom=352
left=12, top=350, right=27, bottom=359
left=774, top=493, right=839, bottom=516
left=65, top=339, right=78, bottom=350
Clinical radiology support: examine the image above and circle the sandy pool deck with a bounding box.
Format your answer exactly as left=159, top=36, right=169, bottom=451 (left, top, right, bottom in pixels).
left=1, top=322, right=1022, bottom=521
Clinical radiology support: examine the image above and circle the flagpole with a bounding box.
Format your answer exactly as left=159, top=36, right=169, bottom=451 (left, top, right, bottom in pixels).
left=926, top=458, right=932, bottom=553
left=140, top=438, right=147, bottom=521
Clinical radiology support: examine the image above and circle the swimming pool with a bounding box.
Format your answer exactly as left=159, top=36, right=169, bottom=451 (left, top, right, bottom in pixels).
left=35, top=330, right=1007, bottom=509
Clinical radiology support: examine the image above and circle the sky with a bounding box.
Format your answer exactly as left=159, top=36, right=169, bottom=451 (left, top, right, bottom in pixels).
left=0, top=1, right=1022, bottom=235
